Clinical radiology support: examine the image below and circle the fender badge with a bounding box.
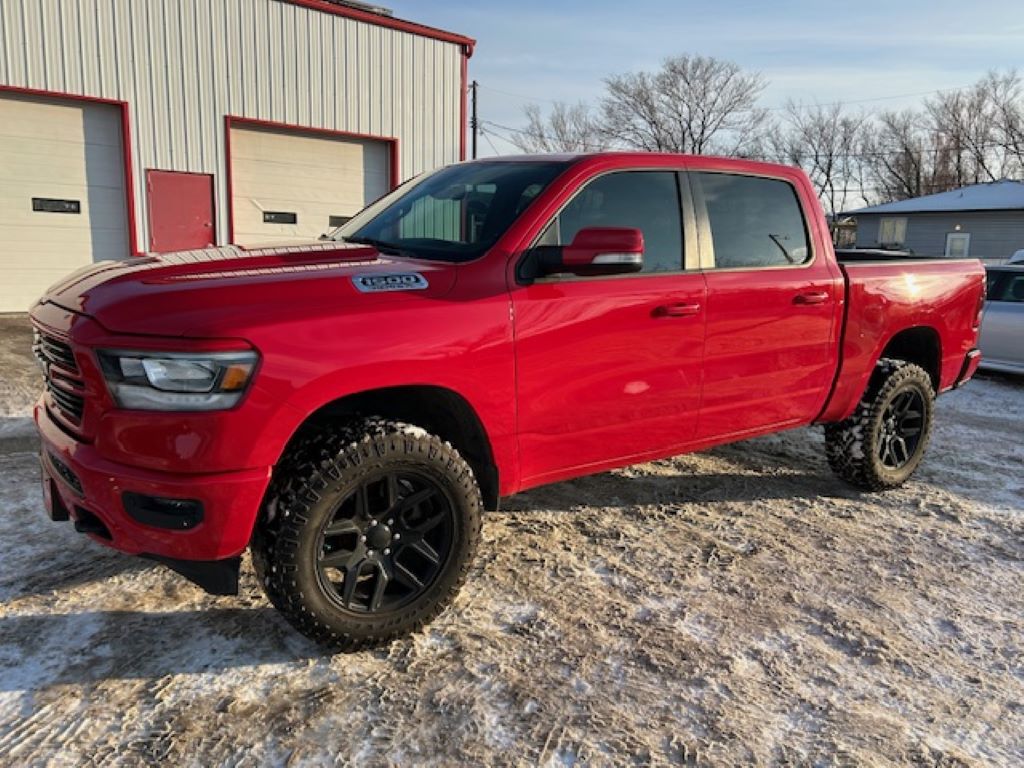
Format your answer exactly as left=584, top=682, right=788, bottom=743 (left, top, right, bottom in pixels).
left=352, top=273, right=429, bottom=293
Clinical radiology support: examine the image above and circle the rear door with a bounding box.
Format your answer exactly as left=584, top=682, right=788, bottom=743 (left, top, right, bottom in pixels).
left=688, top=170, right=842, bottom=440
left=511, top=169, right=706, bottom=485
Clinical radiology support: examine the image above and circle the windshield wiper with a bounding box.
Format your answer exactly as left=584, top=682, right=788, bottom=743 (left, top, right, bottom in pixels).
left=342, top=235, right=410, bottom=257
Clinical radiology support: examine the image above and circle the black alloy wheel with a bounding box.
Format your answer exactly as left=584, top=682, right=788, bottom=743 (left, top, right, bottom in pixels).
left=316, top=470, right=455, bottom=614
left=252, top=417, right=483, bottom=650
left=825, top=358, right=935, bottom=491
left=876, top=389, right=926, bottom=470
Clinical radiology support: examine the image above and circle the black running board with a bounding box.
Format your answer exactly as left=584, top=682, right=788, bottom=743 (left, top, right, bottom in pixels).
left=141, top=554, right=241, bottom=596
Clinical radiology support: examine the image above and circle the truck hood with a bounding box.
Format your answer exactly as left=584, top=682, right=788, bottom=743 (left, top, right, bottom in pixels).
left=36, top=241, right=458, bottom=337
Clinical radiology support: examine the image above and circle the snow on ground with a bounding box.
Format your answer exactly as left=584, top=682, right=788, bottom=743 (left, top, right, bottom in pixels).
left=0, top=360, right=1021, bottom=764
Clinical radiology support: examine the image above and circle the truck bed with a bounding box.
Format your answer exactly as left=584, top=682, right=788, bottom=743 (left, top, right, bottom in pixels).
left=817, top=257, right=986, bottom=423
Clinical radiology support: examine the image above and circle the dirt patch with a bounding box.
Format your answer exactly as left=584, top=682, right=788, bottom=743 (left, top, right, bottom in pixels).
left=0, top=377, right=1021, bottom=765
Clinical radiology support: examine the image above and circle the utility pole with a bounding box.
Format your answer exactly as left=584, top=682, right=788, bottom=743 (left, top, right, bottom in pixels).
left=470, top=80, right=479, bottom=159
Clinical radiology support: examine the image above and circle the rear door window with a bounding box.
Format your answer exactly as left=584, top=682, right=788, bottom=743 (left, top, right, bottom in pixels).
left=692, top=172, right=811, bottom=268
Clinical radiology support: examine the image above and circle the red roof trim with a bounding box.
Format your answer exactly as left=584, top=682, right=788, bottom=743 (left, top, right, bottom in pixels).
left=284, top=0, right=475, bottom=55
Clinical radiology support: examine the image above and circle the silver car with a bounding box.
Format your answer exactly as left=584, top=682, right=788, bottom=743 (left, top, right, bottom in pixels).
left=980, top=265, right=1024, bottom=374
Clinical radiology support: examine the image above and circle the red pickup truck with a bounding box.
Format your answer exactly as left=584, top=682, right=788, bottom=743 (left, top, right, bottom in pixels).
left=31, top=153, right=984, bottom=649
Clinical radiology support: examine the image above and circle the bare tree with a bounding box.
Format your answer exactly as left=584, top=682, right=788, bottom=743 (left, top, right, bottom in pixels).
left=861, top=109, right=934, bottom=201
left=599, top=55, right=768, bottom=155
left=775, top=102, right=869, bottom=216
left=925, top=84, right=1006, bottom=184
left=983, top=70, right=1024, bottom=172
left=508, top=102, right=607, bottom=153
left=858, top=71, right=1024, bottom=204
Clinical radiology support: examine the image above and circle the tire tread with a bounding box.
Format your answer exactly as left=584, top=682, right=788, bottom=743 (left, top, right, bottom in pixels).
left=825, top=358, right=935, bottom=491
left=252, top=418, right=482, bottom=651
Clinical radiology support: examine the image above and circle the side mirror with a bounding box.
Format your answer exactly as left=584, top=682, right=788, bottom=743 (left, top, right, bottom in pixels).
left=530, top=227, right=645, bottom=279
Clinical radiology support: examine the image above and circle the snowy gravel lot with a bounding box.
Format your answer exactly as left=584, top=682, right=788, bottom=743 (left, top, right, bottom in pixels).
left=0, top=316, right=1021, bottom=764
left=0, top=316, right=37, bottom=442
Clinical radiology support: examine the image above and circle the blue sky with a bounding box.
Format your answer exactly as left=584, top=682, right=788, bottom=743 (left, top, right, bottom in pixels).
left=386, top=0, right=1024, bottom=155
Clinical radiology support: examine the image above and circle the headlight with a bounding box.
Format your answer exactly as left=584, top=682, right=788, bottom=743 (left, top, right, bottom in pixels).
left=97, top=350, right=258, bottom=411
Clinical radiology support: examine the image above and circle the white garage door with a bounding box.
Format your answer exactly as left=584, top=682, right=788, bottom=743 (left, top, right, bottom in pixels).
left=0, top=93, right=129, bottom=312
left=229, top=123, right=391, bottom=245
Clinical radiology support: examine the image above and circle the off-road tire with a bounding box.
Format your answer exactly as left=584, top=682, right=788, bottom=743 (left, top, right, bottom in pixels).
left=252, top=417, right=483, bottom=650
left=824, top=359, right=935, bottom=491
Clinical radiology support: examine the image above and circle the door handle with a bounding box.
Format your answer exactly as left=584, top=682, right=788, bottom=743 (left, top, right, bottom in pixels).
left=793, top=291, right=829, bottom=305
left=654, top=302, right=702, bottom=318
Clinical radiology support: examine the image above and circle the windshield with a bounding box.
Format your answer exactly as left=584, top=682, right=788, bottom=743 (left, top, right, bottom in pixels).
left=330, top=160, right=571, bottom=262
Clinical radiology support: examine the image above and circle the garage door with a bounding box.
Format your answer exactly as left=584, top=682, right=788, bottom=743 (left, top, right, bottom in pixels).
left=229, top=123, right=391, bottom=245
left=0, top=93, right=129, bottom=313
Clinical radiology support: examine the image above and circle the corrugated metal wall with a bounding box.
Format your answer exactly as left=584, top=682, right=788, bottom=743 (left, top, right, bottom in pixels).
left=855, top=211, right=1024, bottom=259
left=0, top=0, right=465, bottom=250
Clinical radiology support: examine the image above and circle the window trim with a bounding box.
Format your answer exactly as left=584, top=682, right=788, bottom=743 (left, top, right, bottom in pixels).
left=878, top=216, right=908, bottom=248
left=517, top=167, right=697, bottom=284
left=686, top=169, right=817, bottom=273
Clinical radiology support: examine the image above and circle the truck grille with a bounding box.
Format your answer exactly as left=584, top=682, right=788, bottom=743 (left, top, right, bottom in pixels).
left=33, top=329, right=86, bottom=427
left=33, top=330, right=79, bottom=373
left=46, top=380, right=86, bottom=422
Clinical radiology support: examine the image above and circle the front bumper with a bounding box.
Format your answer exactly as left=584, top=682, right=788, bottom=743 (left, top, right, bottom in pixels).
left=36, top=399, right=272, bottom=563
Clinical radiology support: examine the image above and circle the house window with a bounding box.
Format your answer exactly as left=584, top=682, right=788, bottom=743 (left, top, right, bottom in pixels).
left=878, top=217, right=907, bottom=247
left=945, top=232, right=971, bottom=258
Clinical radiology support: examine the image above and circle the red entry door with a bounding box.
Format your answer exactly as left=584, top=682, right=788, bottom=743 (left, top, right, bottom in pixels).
left=146, top=170, right=215, bottom=252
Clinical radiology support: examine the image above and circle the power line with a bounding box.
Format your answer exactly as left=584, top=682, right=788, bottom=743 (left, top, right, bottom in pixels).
left=477, top=84, right=567, bottom=106
left=480, top=119, right=549, bottom=138
left=761, top=84, right=976, bottom=113
left=479, top=120, right=1015, bottom=211
left=478, top=126, right=502, bottom=156
left=479, top=81, right=977, bottom=114
left=480, top=118, right=1015, bottom=161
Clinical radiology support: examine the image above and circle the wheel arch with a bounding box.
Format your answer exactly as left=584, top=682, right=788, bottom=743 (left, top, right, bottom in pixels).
left=275, top=384, right=501, bottom=511
left=877, top=325, right=942, bottom=390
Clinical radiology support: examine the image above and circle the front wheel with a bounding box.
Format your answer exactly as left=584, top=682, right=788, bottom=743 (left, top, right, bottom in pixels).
left=253, top=418, right=483, bottom=650
left=824, top=359, right=935, bottom=491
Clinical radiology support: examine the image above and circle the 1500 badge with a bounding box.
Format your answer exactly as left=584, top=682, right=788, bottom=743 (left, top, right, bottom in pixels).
left=352, top=273, right=429, bottom=293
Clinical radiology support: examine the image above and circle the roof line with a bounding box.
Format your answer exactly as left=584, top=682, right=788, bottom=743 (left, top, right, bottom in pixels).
left=849, top=207, right=1024, bottom=215
left=283, top=0, right=476, bottom=55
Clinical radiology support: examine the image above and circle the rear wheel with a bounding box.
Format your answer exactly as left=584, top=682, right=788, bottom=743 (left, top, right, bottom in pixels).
left=253, top=418, right=482, bottom=650
left=824, top=359, right=935, bottom=491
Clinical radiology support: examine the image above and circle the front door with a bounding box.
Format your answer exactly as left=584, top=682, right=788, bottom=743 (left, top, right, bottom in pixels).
left=147, top=170, right=215, bottom=252
left=689, top=170, right=842, bottom=440
left=511, top=170, right=706, bottom=487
